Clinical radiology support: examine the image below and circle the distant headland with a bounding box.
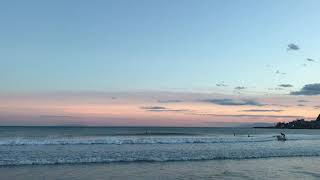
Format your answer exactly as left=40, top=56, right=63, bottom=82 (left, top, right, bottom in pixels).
left=255, top=114, right=320, bottom=129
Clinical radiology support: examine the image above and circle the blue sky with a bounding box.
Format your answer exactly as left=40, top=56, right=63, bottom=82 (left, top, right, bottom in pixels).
left=1, top=1, right=320, bottom=126
left=1, top=0, right=320, bottom=93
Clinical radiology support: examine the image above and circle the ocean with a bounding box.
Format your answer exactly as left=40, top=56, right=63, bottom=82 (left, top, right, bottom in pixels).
left=1, top=127, right=320, bottom=179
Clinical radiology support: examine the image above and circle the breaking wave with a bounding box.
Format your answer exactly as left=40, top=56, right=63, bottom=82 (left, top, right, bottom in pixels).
left=0, top=136, right=278, bottom=146
left=0, top=134, right=319, bottom=146
left=2, top=153, right=320, bottom=166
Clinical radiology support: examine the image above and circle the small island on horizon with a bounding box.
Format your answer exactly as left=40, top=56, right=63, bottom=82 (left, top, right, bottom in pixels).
left=255, top=114, right=320, bottom=129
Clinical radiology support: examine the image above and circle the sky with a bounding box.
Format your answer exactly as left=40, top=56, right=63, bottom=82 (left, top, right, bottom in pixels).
left=1, top=0, right=320, bottom=126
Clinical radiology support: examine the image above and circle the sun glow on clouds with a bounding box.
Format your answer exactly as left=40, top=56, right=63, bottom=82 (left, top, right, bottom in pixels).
left=0, top=91, right=319, bottom=126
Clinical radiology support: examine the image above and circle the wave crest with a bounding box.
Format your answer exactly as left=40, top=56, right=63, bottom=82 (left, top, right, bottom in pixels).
left=0, top=136, right=278, bottom=146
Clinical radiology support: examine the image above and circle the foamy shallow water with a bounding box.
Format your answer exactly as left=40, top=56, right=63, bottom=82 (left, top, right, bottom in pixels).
left=1, top=157, right=320, bottom=180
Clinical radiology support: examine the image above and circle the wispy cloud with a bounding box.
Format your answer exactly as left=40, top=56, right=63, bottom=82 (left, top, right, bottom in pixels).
left=39, top=115, right=75, bottom=119
left=141, top=106, right=167, bottom=110
left=297, top=100, right=309, bottom=103
left=268, top=88, right=284, bottom=91
left=291, top=83, right=320, bottom=95
left=202, top=98, right=265, bottom=106
left=306, top=58, right=316, bottom=62
left=191, top=113, right=302, bottom=119
left=234, top=86, right=247, bottom=90
left=287, top=43, right=300, bottom=51
left=216, top=82, right=228, bottom=87
left=157, top=100, right=183, bottom=103
left=140, top=106, right=190, bottom=112
left=278, top=84, right=293, bottom=88
left=241, top=109, right=283, bottom=112
left=269, top=103, right=291, bottom=108
left=276, top=70, right=286, bottom=75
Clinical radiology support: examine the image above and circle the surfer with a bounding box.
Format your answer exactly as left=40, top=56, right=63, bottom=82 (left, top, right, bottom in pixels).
left=276, top=132, right=286, bottom=141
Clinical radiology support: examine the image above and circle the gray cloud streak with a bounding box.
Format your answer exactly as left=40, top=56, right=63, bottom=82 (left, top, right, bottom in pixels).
left=291, top=83, right=320, bottom=95
left=202, top=98, right=265, bottom=106
left=279, top=84, right=293, bottom=88
left=39, top=115, right=75, bottom=118
left=141, top=106, right=167, bottom=110
left=241, top=109, right=283, bottom=112
left=234, top=86, right=247, bottom=90
left=276, top=70, right=286, bottom=75
left=191, top=113, right=302, bottom=119
left=216, top=82, right=228, bottom=87
left=306, top=58, right=316, bottom=62
left=157, top=100, right=183, bottom=103
left=287, top=43, right=300, bottom=51
left=297, top=100, right=309, bottom=103
left=141, top=106, right=190, bottom=112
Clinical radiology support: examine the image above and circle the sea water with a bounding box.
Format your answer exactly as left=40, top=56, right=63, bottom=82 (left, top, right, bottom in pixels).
left=0, top=127, right=320, bottom=179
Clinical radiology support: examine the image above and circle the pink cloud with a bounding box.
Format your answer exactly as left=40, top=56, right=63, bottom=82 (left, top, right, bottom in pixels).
left=0, top=91, right=318, bottom=126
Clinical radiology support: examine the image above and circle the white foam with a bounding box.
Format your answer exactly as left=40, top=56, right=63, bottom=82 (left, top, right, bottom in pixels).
left=0, top=135, right=280, bottom=146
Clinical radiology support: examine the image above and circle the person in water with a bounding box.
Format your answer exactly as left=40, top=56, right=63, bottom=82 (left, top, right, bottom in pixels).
left=276, top=132, right=287, bottom=141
